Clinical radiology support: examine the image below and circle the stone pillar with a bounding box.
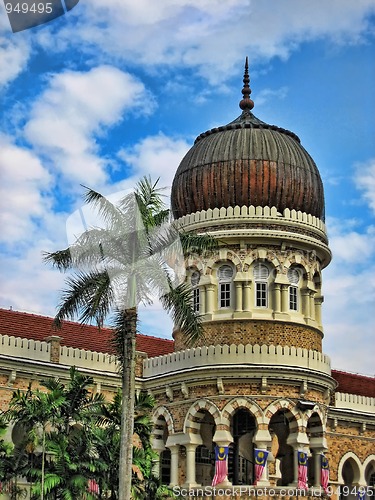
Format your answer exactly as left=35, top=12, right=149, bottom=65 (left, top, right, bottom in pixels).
left=309, top=291, right=316, bottom=321
left=235, top=282, right=243, bottom=312
left=281, top=284, right=289, bottom=313
left=313, top=450, right=323, bottom=488
left=169, top=445, right=179, bottom=486
left=243, top=282, right=251, bottom=312
left=301, top=289, right=310, bottom=319
left=273, top=284, right=281, bottom=313
left=314, top=296, right=323, bottom=328
left=153, top=450, right=162, bottom=478
left=293, top=447, right=299, bottom=486
left=184, top=443, right=199, bottom=488
left=206, top=285, right=215, bottom=315
left=46, top=335, right=62, bottom=363
left=200, top=285, right=206, bottom=315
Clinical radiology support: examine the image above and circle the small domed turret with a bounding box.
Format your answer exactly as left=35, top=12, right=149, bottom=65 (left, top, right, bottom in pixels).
left=171, top=60, right=325, bottom=220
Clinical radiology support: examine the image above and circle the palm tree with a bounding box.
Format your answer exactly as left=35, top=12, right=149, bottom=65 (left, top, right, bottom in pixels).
left=44, top=177, right=216, bottom=500
left=3, top=367, right=106, bottom=500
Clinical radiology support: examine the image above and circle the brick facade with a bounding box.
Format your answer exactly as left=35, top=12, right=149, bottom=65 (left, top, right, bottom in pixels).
left=174, top=320, right=323, bottom=351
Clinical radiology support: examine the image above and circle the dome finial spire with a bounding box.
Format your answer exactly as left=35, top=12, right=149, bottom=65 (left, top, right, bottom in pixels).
left=239, top=56, right=254, bottom=111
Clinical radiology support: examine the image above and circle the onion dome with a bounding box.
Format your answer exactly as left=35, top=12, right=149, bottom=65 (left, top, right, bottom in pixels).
left=171, top=58, right=325, bottom=220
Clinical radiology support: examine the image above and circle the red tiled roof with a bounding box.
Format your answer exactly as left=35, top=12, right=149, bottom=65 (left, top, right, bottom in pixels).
left=332, top=369, right=375, bottom=398
left=0, top=308, right=174, bottom=358
left=2, top=310, right=374, bottom=395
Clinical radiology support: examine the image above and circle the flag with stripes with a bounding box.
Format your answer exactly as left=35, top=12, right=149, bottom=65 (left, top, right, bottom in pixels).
left=321, top=454, right=329, bottom=493
left=357, top=489, right=366, bottom=500
left=212, top=446, right=228, bottom=486
left=254, top=449, right=269, bottom=485
left=297, top=451, right=308, bottom=490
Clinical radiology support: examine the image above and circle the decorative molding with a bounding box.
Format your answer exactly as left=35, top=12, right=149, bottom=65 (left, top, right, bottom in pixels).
left=7, top=369, right=16, bottom=386
left=217, top=377, right=224, bottom=395
left=177, top=205, right=327, bottom=235
left=166, top=385, right=174, bottom=401
left=181, top=382, right=189, bottom=399
left=143, top=343, right=331, bottom=378
left=335, top=392, right=375, bottom=414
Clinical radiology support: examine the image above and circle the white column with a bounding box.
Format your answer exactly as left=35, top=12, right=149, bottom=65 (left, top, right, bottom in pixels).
left=314, top=296, right=323, bottom=328
left=243, top=282, right=251, bottom=312
left=200, top=285, right=206, bottom=315
left=309, top=291, right=316, bottom=321
left=169, top=445, right=179, bottom=487
left=281, top=284, right=289, bottom=313
left=302, top=289, right=310, bottom=319
left=292, top=447, right=299, bottom=487
left=153, top=450, right=161, bottom=478
left=273, top=284, right=281, bottom=313
left=206, top=285, right=215, bottom=315
left=313, top=450, right=322, bottom=488
left=184, top=443, right=199, bottom=487
left=235, top=282, right=243, bottom=312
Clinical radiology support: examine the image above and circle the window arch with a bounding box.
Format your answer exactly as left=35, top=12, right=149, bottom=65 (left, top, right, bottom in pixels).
left=218, top=264, right=234, bottom=308
left=287, top=267, right=300, bottom=311
left=253, top=263, right=270, bottom=308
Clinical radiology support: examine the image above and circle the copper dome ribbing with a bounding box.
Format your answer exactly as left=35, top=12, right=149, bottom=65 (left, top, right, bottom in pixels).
left=171, top=60, right=325, bottom=220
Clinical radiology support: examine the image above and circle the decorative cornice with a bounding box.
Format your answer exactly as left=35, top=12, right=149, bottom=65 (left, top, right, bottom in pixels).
left=177, top=205, right=327, bottom=234
left=143, top=343, right=331, bottom=378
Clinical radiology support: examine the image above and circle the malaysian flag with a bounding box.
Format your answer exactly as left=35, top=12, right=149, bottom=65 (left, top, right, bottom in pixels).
left=321, top=454, right=329, bottom=493
left=297, top=451, right=308, bottom=490
left=357, top=489, right=366, bottom=500
left=254, top=449, right=269, bottom=485
left=212, top=446, right=229, bottom=486
left=87, top=479, right=99, bottom=496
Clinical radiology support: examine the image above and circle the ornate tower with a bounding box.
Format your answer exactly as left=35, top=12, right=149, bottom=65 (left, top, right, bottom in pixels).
left=171, top=57, right=330, bottom=353
left=149, top=59, right=336, bottom=493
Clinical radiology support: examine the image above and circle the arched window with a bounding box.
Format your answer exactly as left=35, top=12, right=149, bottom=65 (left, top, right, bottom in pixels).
left=254, top=264, right=269, bottom=308
left=218, top=265, right=234, bottom=308
left=287, top=268, right=300, bottom=311
left=191, top=271, right=200, bottom=313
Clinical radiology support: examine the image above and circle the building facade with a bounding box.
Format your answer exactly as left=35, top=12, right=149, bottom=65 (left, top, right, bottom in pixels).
left=0, top=61, right=374, bottom=499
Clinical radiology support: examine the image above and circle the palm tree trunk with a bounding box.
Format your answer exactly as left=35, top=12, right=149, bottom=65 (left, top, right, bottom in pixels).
left=118, top=307, right=137, bottom=500
left=41, top=426, right=46, bottom=500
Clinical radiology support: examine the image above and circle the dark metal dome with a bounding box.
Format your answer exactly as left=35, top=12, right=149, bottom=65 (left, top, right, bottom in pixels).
left=171, top=60, right=325, bottom=220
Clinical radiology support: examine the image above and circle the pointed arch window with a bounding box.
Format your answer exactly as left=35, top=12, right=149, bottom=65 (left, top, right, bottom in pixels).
left=218, top=265, right=234, bottom=308
left=288, top=268, right=300, bottom=311
left=191, top=271, right=200, bottom=313
left=254, top=264, right=269, bottom=307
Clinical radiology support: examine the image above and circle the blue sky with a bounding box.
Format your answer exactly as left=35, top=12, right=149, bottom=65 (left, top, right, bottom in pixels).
left=0, top=0, right=374, bottom=375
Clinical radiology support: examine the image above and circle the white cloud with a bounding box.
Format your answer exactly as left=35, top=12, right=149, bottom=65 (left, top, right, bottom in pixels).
left=354, top=158, right=375, bottom=214
left=0, top=135, right=52, bottom=243
left=0, top=14, right=30, bottom=87
left=0, top=239, right=68, bottom=317
left=117, top=133, right=191, bottom=194
left=323, top=219, right=375, bottom=375
left=24, top=66, right=153, bottom=187
left=255, top=87, right=288, bottom=107
left=33, top=0, right=375, bottom=81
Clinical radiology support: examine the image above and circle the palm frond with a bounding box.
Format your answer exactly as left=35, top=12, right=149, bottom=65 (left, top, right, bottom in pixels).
left=160, top=280, right=204, bottom=347
left=82, top=186, right=125, bottom=229
left=53, top=269, right=113, bottom=328
left=43, top=248, right=73, bottom=271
